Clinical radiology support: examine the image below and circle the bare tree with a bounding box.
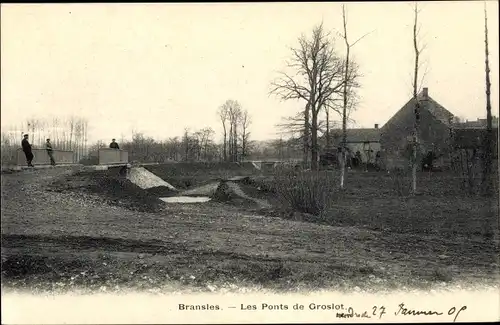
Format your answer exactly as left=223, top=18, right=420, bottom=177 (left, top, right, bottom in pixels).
left=183, top=128, right=190, bottom=161
left=83, top=119, right=89, bottom=159
left=219, top=99, right=243, bottom=162
left=199, top=127, right=215, bottom=161
left=217, top=103, right=230, bottom=162
left=232, top=104, right=243, bottom=162
left=337, top=4, right=371, bottom=189
left=482, top=1, right=494, bottom=195
left=52, top=117, right=60, bottom=148
left=271, top=23, right=356, bottom=170
left=74, top=120, right=82, bottom=162
left=68, top=116, right=76, bottom=150
left=277, top=102, right=356, bottom=152
left=239, top=109, right=252, bottom=159
left=411, top=2, right=425, bottom=195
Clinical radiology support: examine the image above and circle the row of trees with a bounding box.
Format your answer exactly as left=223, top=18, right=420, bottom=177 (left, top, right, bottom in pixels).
left=217, top=99, right=252, bottom=162
left=118, top=99, right=255, bottom=163
left=82, top=102, right=255, bottom=164
left=1, top=116, right=89, bottom=164
left=115, top=128, right=219, bottom=163
left=111, top=133, right=302, bottom=164
left=87, top=130, right=301, bottom=164
left=1, top=101, right=298, bottom=165
left=84, top=128, right=220, bottom=164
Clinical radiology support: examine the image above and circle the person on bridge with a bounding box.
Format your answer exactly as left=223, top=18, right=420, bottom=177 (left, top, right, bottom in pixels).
left=21, top=134, right=34, bottom=167
left=109, top=139, right=120, bottom=150
left=46, top=138, right=56, bottom=166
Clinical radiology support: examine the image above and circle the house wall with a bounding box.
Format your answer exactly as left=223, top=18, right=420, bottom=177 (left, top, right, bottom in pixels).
left=346, top=142, right=381, bottom=163
left=380, top=99, right=452, bottom=169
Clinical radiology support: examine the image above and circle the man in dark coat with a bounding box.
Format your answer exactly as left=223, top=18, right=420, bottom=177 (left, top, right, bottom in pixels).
left=46, top=138, right=56, bottom=166
left=21, top=134, right=34, bottom=167
left=109, top=139, right=120, bottom=149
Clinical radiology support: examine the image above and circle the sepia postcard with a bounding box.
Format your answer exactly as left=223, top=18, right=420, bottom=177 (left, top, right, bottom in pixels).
left=1, top=1, right=499, bottom=323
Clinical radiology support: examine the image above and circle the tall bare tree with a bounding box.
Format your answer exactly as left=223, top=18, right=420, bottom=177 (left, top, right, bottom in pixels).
left=68, top=116, right=76, bottom=150
left=482, top=1, right=494, bottom=195
left=231, top=107, right=240, bottom=162
left=217, top=103, right=230, bottom=162
left=218, top=99, right=243, bottom=162
left=339, top=4, right=371, bottom=189
left=411, top=2, right=425, bottom=195
left=271, top=23, right=357, bottom=170
left=183, top=128, right=190, bottom=161
left=52, top=117, right=60, bottom=148
left=239, top=109, right=252, bottom=159
left=219, top=99, right=243, bottom=162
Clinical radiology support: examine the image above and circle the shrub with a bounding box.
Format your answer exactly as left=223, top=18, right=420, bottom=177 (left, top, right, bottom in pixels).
left=272, top=170, right=337, bottom=216
left=211, top=181, right=233, bottom=202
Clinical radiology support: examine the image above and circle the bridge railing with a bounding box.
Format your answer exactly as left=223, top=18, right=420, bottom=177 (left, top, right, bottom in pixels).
left=16, top=148, right=75, bottom=166
left=98, top=149, right=129, bottom=165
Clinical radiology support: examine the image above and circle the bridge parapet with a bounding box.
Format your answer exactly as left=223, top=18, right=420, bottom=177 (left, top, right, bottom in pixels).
left=16, top=148, right=74, bottom=166
left=98, top=149, right=129, bottom=165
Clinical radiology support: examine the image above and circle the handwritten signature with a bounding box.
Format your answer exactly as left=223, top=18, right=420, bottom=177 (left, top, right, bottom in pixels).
left=336, top=303, right=467, bottom=322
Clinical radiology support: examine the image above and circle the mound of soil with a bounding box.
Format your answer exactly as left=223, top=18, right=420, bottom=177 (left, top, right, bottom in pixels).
left=48, top=171, right=164, bottom=213
left=211, top=181, right=233, bottom=202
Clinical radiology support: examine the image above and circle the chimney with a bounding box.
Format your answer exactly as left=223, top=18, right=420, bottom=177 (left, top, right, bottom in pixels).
left=422, top=87, right=428, bottom=98
left=374, top=123, right=379, bottom=129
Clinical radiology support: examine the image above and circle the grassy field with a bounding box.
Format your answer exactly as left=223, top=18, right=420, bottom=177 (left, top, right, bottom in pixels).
left=251, top=170, right=499, bottom=237
left=1, top=164, right=499, bottom=294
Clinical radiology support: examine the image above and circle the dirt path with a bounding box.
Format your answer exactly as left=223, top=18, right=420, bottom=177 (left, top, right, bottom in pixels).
left=1, top=169, right=499, bottom=293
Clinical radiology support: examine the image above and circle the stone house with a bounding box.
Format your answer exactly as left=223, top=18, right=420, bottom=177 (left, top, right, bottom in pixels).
left=325, top=126, right=381, bottom=164
left=379, top=87, right=455, bottom=169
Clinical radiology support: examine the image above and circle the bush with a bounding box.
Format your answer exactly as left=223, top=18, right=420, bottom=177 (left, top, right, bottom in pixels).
left=272, top=170, right=337, bottom=216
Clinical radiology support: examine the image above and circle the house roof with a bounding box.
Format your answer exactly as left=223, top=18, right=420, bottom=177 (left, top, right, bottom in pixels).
left=382, top=89, right=455, bottom=129
left=423, top=95, right=454, bottom=126
left=329, top=128, right=381, bottom=143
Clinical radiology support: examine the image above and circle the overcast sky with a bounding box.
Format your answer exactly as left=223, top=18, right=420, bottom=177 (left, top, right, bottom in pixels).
left=1, top=1, right=499, bottom=143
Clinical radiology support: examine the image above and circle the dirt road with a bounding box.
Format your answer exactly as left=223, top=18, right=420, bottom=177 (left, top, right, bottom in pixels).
left=1, top=168, right=498, bottom=294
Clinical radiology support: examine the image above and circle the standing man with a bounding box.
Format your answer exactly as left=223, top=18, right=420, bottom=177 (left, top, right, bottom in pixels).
left=46, top=138, right=56, bottom=166
left=109, top=138, right=120, bottom=149
left=21, top=134, right=34, bottom=167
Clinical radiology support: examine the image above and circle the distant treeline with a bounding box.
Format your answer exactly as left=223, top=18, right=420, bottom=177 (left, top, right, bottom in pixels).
left=1, top=116, right=89, bottom=165
left=1, top=116, right=304, bottom=166
left=82, top=130, right=304, bottom=165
